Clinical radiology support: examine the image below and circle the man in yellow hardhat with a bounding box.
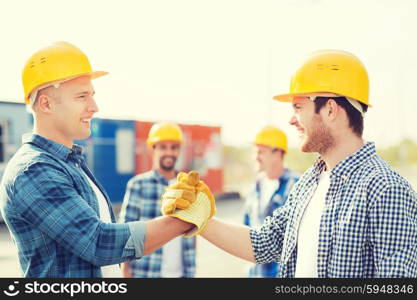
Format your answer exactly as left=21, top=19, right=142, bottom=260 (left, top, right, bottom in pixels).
left=243, top=126, right=298, bottom=277
left=0, top=42, right=211, bottom=277
left=159, top=50, right=417, bottom=277
left=119, top=123, right=196, bottom=278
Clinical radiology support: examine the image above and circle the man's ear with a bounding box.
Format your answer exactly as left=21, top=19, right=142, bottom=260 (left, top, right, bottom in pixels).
left=36, top=94, right=53, bottom=114
left=326, top=99, right=339, bottom=121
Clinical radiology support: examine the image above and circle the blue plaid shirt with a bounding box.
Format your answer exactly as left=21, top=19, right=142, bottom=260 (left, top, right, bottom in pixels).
left=119, top=170, right=196, bottom=278
left=0, top=134, right=145, bottom=277
left=250, top=142, right=417, bottom=277
left=244, top=168, right=298, bottom=277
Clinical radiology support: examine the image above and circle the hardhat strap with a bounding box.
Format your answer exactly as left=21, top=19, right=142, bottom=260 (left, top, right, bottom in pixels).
left=29, top=82, right=61, bottom=107
left=346, top=97, right=365, bottom=117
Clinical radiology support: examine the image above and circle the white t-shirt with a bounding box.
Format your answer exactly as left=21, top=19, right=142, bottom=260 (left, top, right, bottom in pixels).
left=294, top=170, right=331, bottom=277
left=246, top=174, right=280, bottom=227
left=259, top=175, right=280, bottom=214
left=160, top=178, right=184, bottom=277
left=83, top=171, right=122, bottom=278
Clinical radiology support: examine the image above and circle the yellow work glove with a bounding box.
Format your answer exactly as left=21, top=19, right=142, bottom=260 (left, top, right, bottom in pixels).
left=161, top=171, right=216, bottom=237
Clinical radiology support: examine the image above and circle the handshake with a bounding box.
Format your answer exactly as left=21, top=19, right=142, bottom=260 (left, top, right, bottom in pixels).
left=161, top=171, right=216, bottom=237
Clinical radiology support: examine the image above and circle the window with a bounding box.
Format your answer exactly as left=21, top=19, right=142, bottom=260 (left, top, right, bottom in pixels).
left=115, top=129, right=135, bottom=174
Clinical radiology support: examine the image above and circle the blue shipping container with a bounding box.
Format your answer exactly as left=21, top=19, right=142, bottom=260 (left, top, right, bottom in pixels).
left=78, top=118, right=136, bottom=204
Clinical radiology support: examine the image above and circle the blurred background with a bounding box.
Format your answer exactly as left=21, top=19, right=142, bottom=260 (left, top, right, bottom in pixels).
left=1, top=0, right=417, bottom=277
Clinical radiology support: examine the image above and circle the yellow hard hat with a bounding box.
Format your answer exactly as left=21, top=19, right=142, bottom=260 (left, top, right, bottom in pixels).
left=273, top=49, right=370, bottom=107
left=254, top=126, right=288, bottom=153
left=22, top=41, right=108, bottom=104
left=147, top=123, right=183, bottom=147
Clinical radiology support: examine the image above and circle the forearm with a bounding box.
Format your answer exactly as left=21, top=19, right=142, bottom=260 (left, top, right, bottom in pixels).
left=143, top=216, right=193, bottom=255
left=201, top=217, right=255, bottom=262
left=121, top=262, right=132, bottom=278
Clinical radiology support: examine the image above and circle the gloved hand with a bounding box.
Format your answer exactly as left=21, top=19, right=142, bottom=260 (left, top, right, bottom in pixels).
left=161, top=172, right=198, bottom=215
left=161, top=171, right=216, bottom=237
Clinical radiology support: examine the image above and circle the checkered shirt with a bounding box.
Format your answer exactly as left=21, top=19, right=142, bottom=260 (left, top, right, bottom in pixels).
left=250, top=142, right=417, bottom=277
left=119, top=170, right=196, bottom=278
left=0, top=134, right=144, bottom=277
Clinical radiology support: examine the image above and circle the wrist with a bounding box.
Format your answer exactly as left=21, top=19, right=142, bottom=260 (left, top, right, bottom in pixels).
left=167, top=216, right=195, bottom=233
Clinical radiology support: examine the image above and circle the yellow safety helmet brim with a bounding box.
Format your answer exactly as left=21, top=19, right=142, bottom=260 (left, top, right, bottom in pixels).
left=24, top=71, right=108, bottom=104
left=273, top=91, right=372, bottom=107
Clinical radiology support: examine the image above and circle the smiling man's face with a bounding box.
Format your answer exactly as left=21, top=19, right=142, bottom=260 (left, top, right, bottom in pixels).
left=289, top=96, right=334, bottom=154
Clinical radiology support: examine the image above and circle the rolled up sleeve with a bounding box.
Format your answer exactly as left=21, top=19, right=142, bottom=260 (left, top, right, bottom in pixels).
left=249, top=204, right=289, bottom=264
left=125, top=221, right=146, bottom=258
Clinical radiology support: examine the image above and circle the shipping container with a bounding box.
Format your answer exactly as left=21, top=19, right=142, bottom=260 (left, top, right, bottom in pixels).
left=78, top=119, right=136, bottom=204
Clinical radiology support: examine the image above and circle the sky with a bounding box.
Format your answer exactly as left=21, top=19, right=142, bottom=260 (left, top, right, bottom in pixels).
left=1, top=0, right=416, bottom=147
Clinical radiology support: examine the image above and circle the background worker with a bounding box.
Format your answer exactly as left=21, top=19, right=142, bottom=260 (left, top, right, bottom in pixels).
left=119, top=123, right=196, bottom=278
left=243, top=126, right=298, bottom=277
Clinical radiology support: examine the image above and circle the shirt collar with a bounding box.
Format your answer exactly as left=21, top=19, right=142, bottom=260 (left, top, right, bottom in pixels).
left=152, top=169, right=169, bottom=185
left=22, top=133, right=84, bottom=161
left=312, top=141, right=376, bottom=181
left=152, top=169, right=180, bottom=185
left=280, top=168, right=293, bottom=181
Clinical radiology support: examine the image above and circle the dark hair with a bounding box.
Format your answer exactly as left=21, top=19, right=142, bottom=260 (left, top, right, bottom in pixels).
left=313, top=97, right=368, bottom=137
left=271, top=148, right=285, bottom=157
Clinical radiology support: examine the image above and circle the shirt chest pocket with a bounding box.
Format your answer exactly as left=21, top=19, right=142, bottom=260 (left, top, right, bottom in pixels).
left=72, top=173, right=98, bottom=209
left=334, top=192, right=367, bottom=239
left=338, top=203, right=355, bottom=225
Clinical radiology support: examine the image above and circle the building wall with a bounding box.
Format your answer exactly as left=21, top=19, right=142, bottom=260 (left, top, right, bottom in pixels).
left=0, top=101, right=33, bottom=175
